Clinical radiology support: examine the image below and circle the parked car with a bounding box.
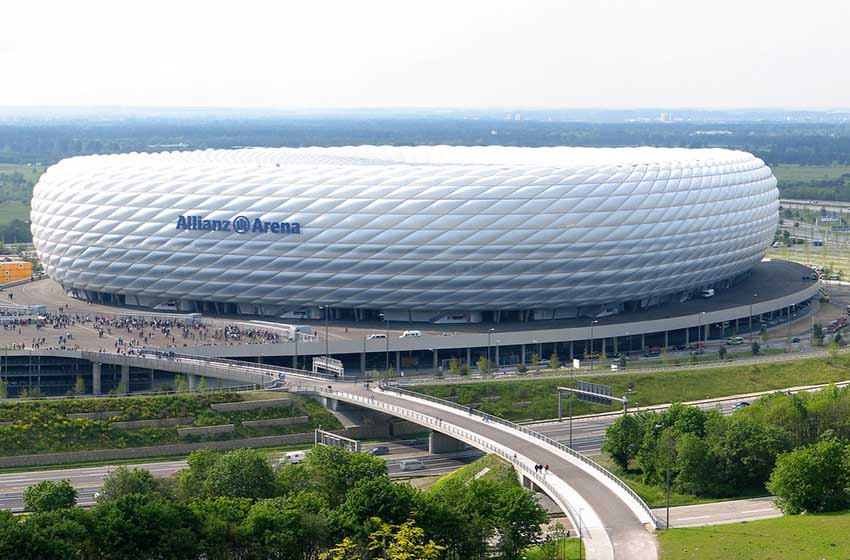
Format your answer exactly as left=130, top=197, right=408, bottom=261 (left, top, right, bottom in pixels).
left=727, top=336, right=745, bottom=345
left=671, top=345, right=686, bottom=351
left=690, top=348, right=705, bottom=355
left=643, top=350, right=661, bottom=357
left=398, top=459, right=426, bottom=471
left=367, top=445, right=390, bottom=456
left=366, top=333, right=386, bottom=340
left=791, top=337, right=801, bottom=343
left=399, top=330, right=422, bottom=338
left=733, top=401, right=750, bottom=411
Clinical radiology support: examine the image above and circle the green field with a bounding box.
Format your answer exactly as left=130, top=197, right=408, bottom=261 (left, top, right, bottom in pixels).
left=658, top=511, right=850, bottom=559
left=772, top=164, right=850, bottom=185
left=0, top=200, right=29, bottom=223
left=416, top=352, right=850, bottom=422
left=429, top=453, right=516, bottom=492
left=0, top=163, right=45, bottom=183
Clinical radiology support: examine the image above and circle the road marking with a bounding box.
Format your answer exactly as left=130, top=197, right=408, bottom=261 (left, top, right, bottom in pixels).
left=739, top=508, right=777, bottom=514
left=677, top=515, right=711, bottom=521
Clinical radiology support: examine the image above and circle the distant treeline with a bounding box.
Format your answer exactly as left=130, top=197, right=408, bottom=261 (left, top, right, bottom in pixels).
left=3, top=118, right=850, bottom=166
left=781, top=174, right=850, bottom=202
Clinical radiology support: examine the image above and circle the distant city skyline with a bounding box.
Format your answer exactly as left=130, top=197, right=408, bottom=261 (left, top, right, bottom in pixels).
left=3, top=0, right=849, bottom=109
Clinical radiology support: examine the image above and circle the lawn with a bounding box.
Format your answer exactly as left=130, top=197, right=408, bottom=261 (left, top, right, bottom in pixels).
left=0, top=163, right=46, bottom=183
left=658, top=510, right=850, bottom=560
left=0, top=200, right=29, bottom=223
left=524, top=537, right=583, bottom=560
left=429, top=453, right=516, bottom=492
left=772, top=164, right=850, bottom=185
left=415, top=353, right=850, bottom=422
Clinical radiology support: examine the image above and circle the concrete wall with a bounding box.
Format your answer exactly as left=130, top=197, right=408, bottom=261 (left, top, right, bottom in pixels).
left=241, top=416, right=309, bottom=428
left=0, top=425, right=398, bottom=468
left=67, top=411, right=122, bottom=420
left=210, top=398, right=292, bottom=412
left=111, top=416, right=196, bottom=430
left=177, top=424, right=235, bottom=437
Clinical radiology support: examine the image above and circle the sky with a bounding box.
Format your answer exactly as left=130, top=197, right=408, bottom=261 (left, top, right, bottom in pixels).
left=2, top=0, right=849, bottom=109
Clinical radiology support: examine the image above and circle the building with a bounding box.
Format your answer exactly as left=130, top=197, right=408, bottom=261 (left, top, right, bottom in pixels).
left=30, top=146, right=778, bottom=323
left=0, top=258, right=32, bottom=284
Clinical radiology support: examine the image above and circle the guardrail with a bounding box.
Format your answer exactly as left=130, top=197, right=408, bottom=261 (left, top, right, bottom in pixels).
left=382, top=384, right=660, bottom=528
left=298, top=384, right=588, bottom=531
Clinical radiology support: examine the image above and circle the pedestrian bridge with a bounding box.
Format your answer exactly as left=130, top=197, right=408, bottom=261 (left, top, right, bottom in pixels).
left=2, top=348, right=658, bottom=559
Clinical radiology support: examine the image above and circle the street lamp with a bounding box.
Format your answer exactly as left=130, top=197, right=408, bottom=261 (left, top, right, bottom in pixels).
left=655, top=423, right=672, bottom=529
left=698, top=311, right=706, bottom=352
left=378, top=312, right=390, bottom=383
left=487, top=328, right=494, bottom=373
left=749, top=293, right=758, bottom=343
left=589, top=320, right=598, bottom=371
left=578, top=507, right=584, bottom=560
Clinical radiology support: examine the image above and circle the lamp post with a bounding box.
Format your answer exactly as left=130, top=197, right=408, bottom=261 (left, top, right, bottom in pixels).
left=656, top=423, right=672, bottom=529
left=379, top=313, right=390, bottom=384
left=589, top=320, right=598, bottom=371
left=698, top=311, right=706, bottom=353
left=487, top=328, right=494, bottom=373
left=750, top=293, right=758, bottom=343
left=578, top=507, right=584, bottom=560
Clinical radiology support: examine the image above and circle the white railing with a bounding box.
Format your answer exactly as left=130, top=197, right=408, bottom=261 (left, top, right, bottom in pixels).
left=382, top=384, right=661, bottom=528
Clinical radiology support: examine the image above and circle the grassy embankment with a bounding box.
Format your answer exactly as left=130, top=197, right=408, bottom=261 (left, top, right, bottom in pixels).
left=658, top=511, right=850, bottom=560
left=0, top=390, right=340, bottom=457
left=415, top=352, right=850, bottom=422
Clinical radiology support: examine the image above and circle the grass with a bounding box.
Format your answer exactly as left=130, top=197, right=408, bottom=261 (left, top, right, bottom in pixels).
left=429, top=454, right=516, bottom=492
left=658, top=510, right=850, bottom=559
left=416, top=352, right=850, bottom=422
left=772, top=164, right=850, bottom=185
left=0, top=163, right=46, bottom=183
left=524, top=537, right=583, bottom=560
left=0, top=200, right=29, bottom=223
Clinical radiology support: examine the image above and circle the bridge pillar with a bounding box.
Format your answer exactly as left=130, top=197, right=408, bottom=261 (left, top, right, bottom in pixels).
left=495, top=346, right=499, bottom=366
left=569, top=340, right=574, bottom=359
left=92, top=362, right=101, bottom=395
left=685, top=327, right=690, bottom=345
left=519, top=472, right=542, bottom=492
left=188, top=374, right=199, bottom=390
left=521, top=344, right=526, bottom=364
left=664, top=331, right=669, bottom=348
left=429, top=431, right=465, bottom=454
left=432, top=350, right=438, bottom=371
left=395, top=351, right=400, bottom=372
left=120, top=365, right=129, bottom=392
left=466, top=347, right=471, bottom=367
left=640, top=333, right=645, bottom=350
left=601, top=338, right=606, bottom=357
left=360, top=352, right=366, bottom=374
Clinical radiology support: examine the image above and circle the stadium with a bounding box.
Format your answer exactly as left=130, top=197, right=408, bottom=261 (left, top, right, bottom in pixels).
left=31, top=146, right=779, bottom=324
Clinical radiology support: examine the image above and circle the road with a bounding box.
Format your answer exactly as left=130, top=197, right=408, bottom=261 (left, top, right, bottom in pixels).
left=654, top=496, right=780, bottom=528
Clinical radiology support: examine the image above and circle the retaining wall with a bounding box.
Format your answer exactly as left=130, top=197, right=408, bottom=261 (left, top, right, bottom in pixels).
left=210, top=398, right=292, bottom=412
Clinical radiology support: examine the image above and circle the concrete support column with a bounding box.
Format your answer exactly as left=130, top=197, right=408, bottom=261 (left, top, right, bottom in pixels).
left=664, top=331, right=669, bottom=348
left=704, top=324, right=709, bottom=342
left=495, top=346, right=500, bottom=366
left=120, top=365, right=129, bottom=393
left=432, top=350, right=438, bottom=371
left=613, top=337, right=618, bottom=353
left=521, top=344, right=526, bottom=364
left=640, top=333, right=645, bottom=350
left=92, top=362, right=101, bottom=395
left=429, top=431, right=465, bottom=454
left=569, top=341, right=574, bottom=359
left=360, top=352, right=366, bottom=374
left=601, top=338, right=606, bottom=357
left=466, top=347, right=471, bottom=366
left=395, top=351, right=400, bottom=372
left=685, top=328, right=690, bottom=345
left=293, top=355, right=298, bottom=369
left=188, top=374, right=199, bottom=390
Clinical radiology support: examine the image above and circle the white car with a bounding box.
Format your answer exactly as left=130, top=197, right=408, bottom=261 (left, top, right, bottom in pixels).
left=366, top=333, right=386, bottom=340
left=398, top=459, right=425, bottom=471
left=399, top=330, right=422, bottom=338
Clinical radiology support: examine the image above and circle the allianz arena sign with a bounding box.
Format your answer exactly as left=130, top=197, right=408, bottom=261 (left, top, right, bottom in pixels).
left=175, top=214, right=302, bottom=235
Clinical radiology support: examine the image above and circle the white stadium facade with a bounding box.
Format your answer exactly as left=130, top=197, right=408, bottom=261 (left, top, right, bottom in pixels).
left=31, top=146, right=779, bottom=324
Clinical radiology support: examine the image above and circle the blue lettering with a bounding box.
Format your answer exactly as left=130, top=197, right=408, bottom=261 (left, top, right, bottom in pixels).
left=177, top=215, right=301, bottom=235
left=176, top=215, right=187, bottom=230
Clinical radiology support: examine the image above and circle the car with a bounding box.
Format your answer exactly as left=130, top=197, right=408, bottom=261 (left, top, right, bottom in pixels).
left=733, top=401, right=750, bottom=411
left=643, top=350, right=661, bottom=357
left=283, top=450, right=307, bottom=464
left=367, top=445, right=390, bottom=456
left=727, top=336, right=745, bottom=345
left=398, top=459, right=426, bottom=471
left=690, top=348, right=705, bottom=355
left=366, top=333, right=386, bottom=340
left=792, top=336, right=801, bottom=343
left=399, top=330, right=422, bottom=338
left=671, top=345, right=686, bottom=351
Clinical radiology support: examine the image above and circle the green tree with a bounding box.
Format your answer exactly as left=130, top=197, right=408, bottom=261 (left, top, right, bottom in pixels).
left=448, top=357, right=460, bottom=374
left=718, top=346, right=727, bottom=360
left=22, top=480, right=77, bottom=513
left=204, top=448, right=275, bottom=500
left=549, top=352, right=560, bottom=369
left=813, top=323, right=825, bottom=346
left=828, top=340, right=840, bottom=366
left=240, top=497, right=303, bottom=560
left=198, top=377, right=207, bottom=391
left=368, top=518, right=444, bottom=560
left=96, top=467, right=164, bottom=504
left=751, top=341, right=761, bottom=355
left=18, top=387, right=28, bottom=399
left=476, top=356, right=491, bottom=374
left=304, top=446, right=386, bottom=508
left=73, top=375, right=86, bottom=395
left=761, top=327, right=770, bottom=348
left=174, top=374, right=188, bottom=392
left=190, top=496, right=253, bottom=560
left=602, top=414, right=645, bottom=470
left=767, top=437, right=850, bottom=514
left=321, top=537, right=361, bottom=560
left=530, top=352, right=540, bottom=368
left=0, top=379, right=6, bottom=399
left=177, top=449, right=222, bottom=500
left=618, top=355, right=627, bottom=369
left=335, top=476, right=418, bottom=537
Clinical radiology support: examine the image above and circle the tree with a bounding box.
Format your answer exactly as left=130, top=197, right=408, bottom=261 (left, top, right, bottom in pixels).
left=767, top=437, right=850, bottom=514
left=829, top=340, right=840, bottom=366
left=489, top=482, right=547, bottom=559
left=0, top=379, right=6, bottom=399
left=321, top=537, right=361, bottom=560
left=73, top=375, right=86, bottom=395
left=198, top=377, right=207, bottom=391
left=618, top=355, right=627, bottom=370
left=23, top=480, right=77, bottom=512
left=368, top=518, right=444, bottom=560
left=751, top=341, right=761, bottom=355
left=174, top=374, right=188, bottom=392
left=96, top=467, right=163, bottom=504
left=448, top=357, right=460, bottom=374
left=303, top=446, right=386, bottom=508
left=813, top=323, right=825, bottom=346
left=18, top=387, right=28, bottom=399
left=549, top=352, right=560, bottom=369
left=335, top=476, right=418, bottom=536
left=204, top=448, right=275, bottom=500
left=718, top=346, right=727, bottom=360
left=530, top=352, right=540, bottom=368
left=177, top=449, right=222, bottom=500
left=602, top=414, right=645, bottom=470
left=190, top=496, right=253, bottom=559
left=241, top=497, right=303, bottom=560
left=476, top=356, right=491, bottom=374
